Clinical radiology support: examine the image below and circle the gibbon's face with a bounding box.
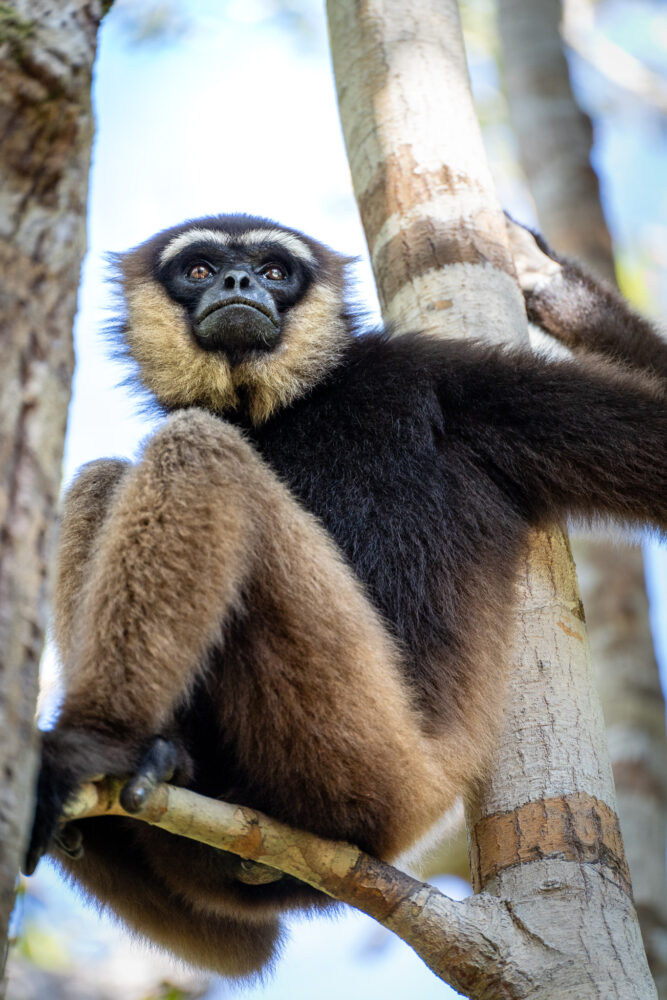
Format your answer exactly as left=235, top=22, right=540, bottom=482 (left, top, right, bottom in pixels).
left=157, top=225, right=317, bottom=362
left=116, top=215, right=352, bottom=423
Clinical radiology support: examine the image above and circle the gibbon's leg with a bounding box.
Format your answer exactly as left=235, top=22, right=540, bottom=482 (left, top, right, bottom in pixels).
left=52, top=459, right=131, bottom=664
left=506, top=216, right=667, bottom=380
left=26, top=458, right=182, bottom=873
left=55, top=410, right=268, bottom=735
left=36, top=408, right=444, bottom=867
left=36, top=456, right=282, bottom=975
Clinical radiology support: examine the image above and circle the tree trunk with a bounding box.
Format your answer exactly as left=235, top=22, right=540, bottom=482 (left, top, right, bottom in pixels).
left=496, top=0, right=615, bottom=284
left=328, top=0, right=655, bottom=994
left=497, top=1, right=667, bottom=990
left=0, top=1, right=105, bottom=987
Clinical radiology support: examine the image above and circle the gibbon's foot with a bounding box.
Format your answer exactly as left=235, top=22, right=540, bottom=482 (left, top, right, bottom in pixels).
left=24, top=729, right=93, bottom=876
left=23, top=728, right=190, bottom=875
left=120, top=736, right=181, bottom=813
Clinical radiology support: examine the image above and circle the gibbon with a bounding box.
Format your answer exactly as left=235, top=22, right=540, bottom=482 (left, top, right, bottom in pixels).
left=26, top=213, right=666, bottom=977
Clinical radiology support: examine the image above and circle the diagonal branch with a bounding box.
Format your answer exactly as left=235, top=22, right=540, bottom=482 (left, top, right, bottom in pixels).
left=64, top=779, right=560, bottom=999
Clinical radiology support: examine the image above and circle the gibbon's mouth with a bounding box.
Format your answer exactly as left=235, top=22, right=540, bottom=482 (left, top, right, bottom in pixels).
left=197, top=297, right=279, bottom=328
left=193, top=298, right=281, bottom=355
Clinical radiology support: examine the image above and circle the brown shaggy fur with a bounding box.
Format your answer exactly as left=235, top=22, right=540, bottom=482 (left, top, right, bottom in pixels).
left=58, top=412, right=448, bottom=841
left=50, top=412, right=450, bottom=974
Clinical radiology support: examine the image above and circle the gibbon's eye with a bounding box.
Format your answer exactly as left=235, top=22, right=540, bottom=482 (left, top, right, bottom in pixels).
left=261, top=264, right=287, bottom=282
left=186, top=262, right=213, bottom=281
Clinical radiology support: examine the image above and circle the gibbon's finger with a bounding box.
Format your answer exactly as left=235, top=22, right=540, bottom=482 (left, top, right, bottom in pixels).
left=119, top=736, right=180, bottom=813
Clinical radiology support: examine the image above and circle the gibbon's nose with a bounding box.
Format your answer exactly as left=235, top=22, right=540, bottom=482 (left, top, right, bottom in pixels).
left=222, top=268, right=253, bottom=291
left=193, top=265, right=281, bottom=353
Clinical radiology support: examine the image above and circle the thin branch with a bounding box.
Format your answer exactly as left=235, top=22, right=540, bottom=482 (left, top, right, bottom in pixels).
left=64, top=779, right=549, bottom=999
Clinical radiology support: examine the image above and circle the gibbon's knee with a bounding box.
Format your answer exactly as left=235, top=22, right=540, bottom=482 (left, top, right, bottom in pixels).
left=142, top=407, right=260, bottom=482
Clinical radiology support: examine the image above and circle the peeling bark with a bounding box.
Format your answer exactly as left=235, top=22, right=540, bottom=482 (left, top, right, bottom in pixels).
left=0, top=1, right=106, bottom=986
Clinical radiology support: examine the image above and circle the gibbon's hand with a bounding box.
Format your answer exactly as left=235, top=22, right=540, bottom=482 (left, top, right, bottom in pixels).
left=505, top=213, right=562, bottom=294
left=23, top=730, right=188, bottom=875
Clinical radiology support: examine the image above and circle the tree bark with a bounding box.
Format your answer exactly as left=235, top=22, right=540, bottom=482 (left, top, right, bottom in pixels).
left=497, top=1, right=667, bottom=990
left=0, top=1, right=105, bottom=987
left=328, top=0, right=655, bottom=994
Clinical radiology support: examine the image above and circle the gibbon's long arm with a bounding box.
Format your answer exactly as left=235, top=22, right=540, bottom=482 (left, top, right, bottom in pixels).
left=437, top=344, right=666, bottom=533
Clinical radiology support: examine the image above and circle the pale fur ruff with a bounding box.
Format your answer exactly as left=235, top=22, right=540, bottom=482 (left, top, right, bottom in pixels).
left=123, top=279, right=348, bottom=424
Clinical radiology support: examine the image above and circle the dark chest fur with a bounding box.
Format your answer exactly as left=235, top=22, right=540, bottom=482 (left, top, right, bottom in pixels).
left=241, top=333, right=525, bottom=663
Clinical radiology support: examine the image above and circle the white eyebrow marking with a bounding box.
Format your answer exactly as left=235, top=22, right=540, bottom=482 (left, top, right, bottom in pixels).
left=238, top=229, right=317, bottom=265
left=158, top=226, right=317, bottom=267
left=159, top=228, right=231, bottom=265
